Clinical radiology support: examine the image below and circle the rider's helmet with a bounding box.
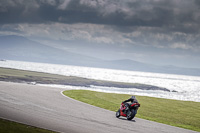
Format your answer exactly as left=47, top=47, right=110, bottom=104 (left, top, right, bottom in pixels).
left=131, top=96, right=138, bottom=103
left=131, top=96, right=136, bottom=99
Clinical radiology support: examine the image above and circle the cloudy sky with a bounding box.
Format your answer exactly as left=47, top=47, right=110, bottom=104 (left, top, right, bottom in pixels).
left=0, top=0, right=200, bottom=68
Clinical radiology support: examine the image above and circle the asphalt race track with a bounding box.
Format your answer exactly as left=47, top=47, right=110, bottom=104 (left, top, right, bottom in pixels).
left=0, top=81, right=198, bottom=133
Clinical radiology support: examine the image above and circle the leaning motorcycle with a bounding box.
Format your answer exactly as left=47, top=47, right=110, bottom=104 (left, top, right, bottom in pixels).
left=116, top=102, right=140, bottom=120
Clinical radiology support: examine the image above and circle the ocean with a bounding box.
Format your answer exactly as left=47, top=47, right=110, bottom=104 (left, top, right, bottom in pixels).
left=0, top=60, right=199, bottom=102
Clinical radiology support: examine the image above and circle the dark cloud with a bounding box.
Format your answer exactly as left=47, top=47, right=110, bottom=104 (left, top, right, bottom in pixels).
left=195, top=0, right=200, bottom=7
left=0, top=0, right=41, bottom=23
left=0, top=0, right=199, bottom=30
left=0, top=0, right=200, bottom=49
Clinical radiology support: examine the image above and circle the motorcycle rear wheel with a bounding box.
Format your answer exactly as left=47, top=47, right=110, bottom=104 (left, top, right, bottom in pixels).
left=126, top=109, right=135, bottom=120
left=116, top=109, right=120, bottom=118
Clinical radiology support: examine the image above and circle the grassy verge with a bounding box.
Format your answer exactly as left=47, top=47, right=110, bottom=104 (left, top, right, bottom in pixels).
left=0, top=118, right=56, bottom=133
left=63, top=90, right=200, bottom=132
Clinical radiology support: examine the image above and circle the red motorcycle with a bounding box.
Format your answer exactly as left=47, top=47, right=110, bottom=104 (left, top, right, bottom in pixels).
left=116, top=102, right=140, bottom=120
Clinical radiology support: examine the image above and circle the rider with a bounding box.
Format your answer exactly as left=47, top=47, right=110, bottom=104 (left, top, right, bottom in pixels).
left=123, top=96, right=138, bottom=104
left=122, top=96, right=138, bottom=113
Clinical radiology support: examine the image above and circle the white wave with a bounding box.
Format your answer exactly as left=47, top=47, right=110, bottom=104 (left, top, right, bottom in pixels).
left=0, top=60, right=200, bottom=102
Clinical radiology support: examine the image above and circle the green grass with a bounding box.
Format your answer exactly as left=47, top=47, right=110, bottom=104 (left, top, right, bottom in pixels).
left=63, top=90, right=200, bottom=132
left=0, top=118, right=56, bottom=133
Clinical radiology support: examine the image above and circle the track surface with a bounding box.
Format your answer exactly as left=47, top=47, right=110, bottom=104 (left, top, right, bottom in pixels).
left=0, top=81, right=198, bottom=133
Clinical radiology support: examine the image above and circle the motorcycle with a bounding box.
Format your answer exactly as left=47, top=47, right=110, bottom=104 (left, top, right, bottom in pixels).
left=116, top=102, right=140, bottom=120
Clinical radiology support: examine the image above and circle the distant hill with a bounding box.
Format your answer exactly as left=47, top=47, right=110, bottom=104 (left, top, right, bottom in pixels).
left=105, top=59, right=200, bottom=76
left=0, top=35, right=104, bottom=66
left=0, top=35, right=200, bottom=76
